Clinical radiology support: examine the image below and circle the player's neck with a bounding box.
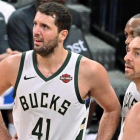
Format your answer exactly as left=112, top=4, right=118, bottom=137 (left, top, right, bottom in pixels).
left=36, top=47, right=68, bottom=77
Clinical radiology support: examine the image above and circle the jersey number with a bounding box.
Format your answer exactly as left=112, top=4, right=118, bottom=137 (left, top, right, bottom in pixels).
left=32, top=117, right=51, bottom=140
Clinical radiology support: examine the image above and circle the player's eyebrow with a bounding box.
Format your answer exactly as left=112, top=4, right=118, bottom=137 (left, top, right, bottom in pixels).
left=133, top=47, right=140, bottom=51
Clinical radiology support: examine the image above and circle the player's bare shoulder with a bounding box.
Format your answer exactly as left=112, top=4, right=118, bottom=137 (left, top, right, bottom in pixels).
left=0, top=53, right=22, bottom=86
left=0, top=53, right=22, bottom=70
left=79, top=56, right=108, bottom=78
left=79, top=56, right=110, bottom=90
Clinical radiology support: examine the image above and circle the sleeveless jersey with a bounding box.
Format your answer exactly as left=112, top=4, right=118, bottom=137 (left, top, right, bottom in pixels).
left=118, top=82, right=140, bottom=140
left=13, top=50, right=90, bottom=140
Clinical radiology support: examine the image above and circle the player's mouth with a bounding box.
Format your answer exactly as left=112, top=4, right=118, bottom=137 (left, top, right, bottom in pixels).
left=34, top=39, right=43, bottom=46
left=125, top=64, right=133, bottom=71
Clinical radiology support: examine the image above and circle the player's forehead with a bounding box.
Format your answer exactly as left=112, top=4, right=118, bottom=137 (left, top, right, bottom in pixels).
left=129, top=36, right=140, bottom=48
left=125, top=18, right=140, bottom=33
left=34, top=11, right=56, bottom=26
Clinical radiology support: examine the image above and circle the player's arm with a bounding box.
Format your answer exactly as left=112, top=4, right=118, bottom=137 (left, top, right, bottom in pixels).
left=83, top=59, right=121, bottom=140
left=0, top=53, right=10, bottom=62
left=0, top=59, right=12, bottom=140
left=122, top=102, right=140, bottom=140
left=0, top=53, right=21, bottom=94
left=11, top=133, right=18, bottom=140
left=0, top=54, right=21, bottom=139
left=0, top=112, right=11, bottom=140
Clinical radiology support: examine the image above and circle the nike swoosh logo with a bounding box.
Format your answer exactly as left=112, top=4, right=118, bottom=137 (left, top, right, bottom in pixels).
left=24, top=75, right=36, bottom=80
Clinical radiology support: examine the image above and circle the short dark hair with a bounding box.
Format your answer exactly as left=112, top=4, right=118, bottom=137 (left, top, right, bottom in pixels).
left=37, top=2, right=72, bottom=33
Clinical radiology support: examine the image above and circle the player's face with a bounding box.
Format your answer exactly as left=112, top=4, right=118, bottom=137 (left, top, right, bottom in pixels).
left=124, top=18, right=140, bottom=46
left=124, top=37, right=140, bottom=81
left=33, top=11, right=59, bottom=57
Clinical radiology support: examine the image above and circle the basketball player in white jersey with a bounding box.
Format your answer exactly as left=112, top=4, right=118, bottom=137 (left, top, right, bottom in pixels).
left=0, top=2, right=120, bottom=140
left=121, top=36, right=140, bottom=139
left=118, top=14, right=140, bottom=140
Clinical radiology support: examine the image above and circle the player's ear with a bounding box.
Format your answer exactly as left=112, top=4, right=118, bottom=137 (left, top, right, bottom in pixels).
left=59, top=30, right=68, bottom=41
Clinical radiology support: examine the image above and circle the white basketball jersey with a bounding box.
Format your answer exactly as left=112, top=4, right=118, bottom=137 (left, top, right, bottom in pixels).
left=118, top=82, right=140, bottom=140
left=13, top=50, right=90, bottom=140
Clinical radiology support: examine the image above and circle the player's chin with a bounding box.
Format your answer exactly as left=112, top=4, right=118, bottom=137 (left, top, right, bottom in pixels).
left=125, top=73, right=134, bottom=80
left=34, top=44, right=44, bottom=50
left=34, top=44, right=39, bottom=48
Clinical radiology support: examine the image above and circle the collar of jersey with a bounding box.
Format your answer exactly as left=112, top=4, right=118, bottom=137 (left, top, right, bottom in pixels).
left=32, top=50, right=71, bottom=82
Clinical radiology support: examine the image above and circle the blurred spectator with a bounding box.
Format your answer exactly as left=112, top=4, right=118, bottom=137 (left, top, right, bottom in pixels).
left=7, top=0, right=82, bottom=52
left=0, top=12, right=19, bottom=60
left=0, top=12, right=9, bottom=54
left=0, top=0, right=16, bottom=24
left=0, top=0, right=19, bottom=59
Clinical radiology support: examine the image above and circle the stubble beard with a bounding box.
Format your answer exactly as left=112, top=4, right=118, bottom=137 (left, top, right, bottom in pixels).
left=125, top=71, right=140, bottom=81
left=34, top=35, right=59, bottom=58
